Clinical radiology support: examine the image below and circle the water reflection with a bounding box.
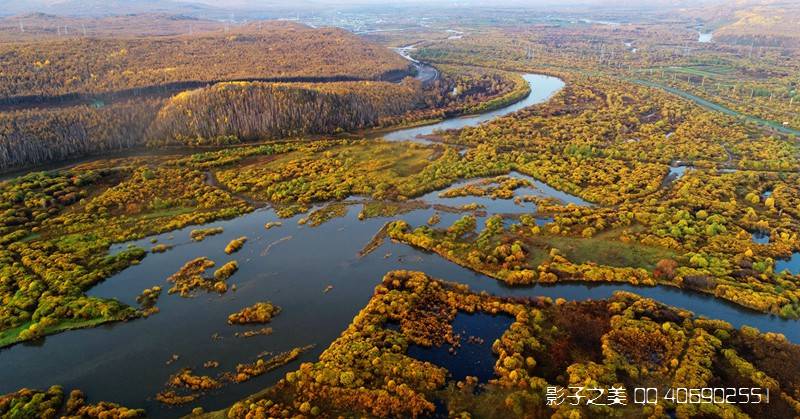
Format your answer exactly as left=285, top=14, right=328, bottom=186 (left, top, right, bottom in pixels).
left=662, top=165, right=690, bottom=187
left=3, top=70, right=798, bottom=419
left=776, top=253, right=800, bottom=275
left=383, top=74, right=565, bottom=145
left=4, top=197, right=800, bottom=418
left=751, top=231, right=770, bottom=244
left=405, top=312, right=514, bottom=382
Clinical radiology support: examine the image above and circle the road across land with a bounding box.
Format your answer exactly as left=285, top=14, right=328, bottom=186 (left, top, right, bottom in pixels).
left=634, top=79, right=800, bottom=136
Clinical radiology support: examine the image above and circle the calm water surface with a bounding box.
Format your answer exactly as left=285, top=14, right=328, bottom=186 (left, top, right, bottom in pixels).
left=1, top=73, right=797, bottom=418
left=777, top=253, right=800, bottom=275
left=383, top=74, right=565, bottom=145
left=405, top=312, right=515, bottom=382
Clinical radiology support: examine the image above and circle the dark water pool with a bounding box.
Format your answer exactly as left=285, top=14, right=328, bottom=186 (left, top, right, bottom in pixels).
left=752, top=231, right=770, bottom=244
left=776, top=252, right=800, bottom=275
left=406, top=312, right=514, bottom=382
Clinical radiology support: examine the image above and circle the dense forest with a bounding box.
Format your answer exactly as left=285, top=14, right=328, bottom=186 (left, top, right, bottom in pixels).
left=146, top=80, right=423, bottom=146
left=0, top=21, right=410, bottom=100
left=711, top=2, right=800, bottom=47
left=0, top=63, right=526, bottom=171
left=0, top=18, right=538, bottom=172
left=0, top=98, right=162, bottom=172
left=0, top=20, right=424, bottom=171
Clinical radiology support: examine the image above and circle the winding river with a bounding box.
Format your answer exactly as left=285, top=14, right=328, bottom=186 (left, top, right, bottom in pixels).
left=384, top=74, right=565, bottom=144
left=1, top=74, right=798, bottom=418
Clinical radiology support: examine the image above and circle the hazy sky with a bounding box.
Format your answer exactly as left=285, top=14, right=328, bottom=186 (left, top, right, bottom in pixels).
left=184, top=0, right=722, bottom=5
left=0, top=0, right=729, bottom=17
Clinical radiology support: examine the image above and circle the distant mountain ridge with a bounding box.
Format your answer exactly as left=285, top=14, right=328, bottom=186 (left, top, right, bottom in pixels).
left=0, top=0, right=225, bottom=18
left=0, top=12, right=231, bottom=41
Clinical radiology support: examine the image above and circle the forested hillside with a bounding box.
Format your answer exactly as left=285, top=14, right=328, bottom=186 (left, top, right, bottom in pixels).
left=0, top=14, right=550, bottom=173
left=147, top=80, right=423, bottom=146
left=0, top=20, right=423, bottom=171
left=0, top=21, right=411, bottom=100
left=0, top=81, right=420, bottom=170
left=709, top=2, right=800, bottom=47
left=0, top=13, right=227, bottom=42
left=0, top=99, right=162, bottom=172
left=0, top=50, right=528, bottom=171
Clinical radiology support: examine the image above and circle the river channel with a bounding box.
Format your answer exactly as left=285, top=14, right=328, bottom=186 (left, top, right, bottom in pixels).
left=1, top=73, right=797, bottom=418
